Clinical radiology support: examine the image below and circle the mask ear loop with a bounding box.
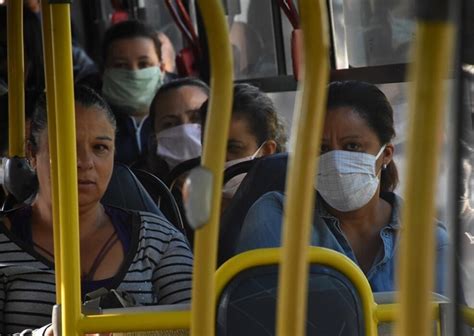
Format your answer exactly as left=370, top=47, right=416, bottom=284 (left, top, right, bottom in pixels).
left=375, top=144, right=387, bottom=176
left=251, top=141, right=267, bottom=159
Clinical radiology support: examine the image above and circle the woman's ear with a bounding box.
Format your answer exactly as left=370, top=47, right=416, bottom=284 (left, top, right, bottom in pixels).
left=383, top=143, right=395, bottom=167
left=260, top=140, right=277, bottom=156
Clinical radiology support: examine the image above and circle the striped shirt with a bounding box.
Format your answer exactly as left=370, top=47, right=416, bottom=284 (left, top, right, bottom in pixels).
left=0, top=209, right=193, bottom=335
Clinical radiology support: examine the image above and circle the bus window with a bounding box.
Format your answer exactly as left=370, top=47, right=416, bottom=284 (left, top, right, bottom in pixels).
left=226, top=0, right=278, bottom=79
left=330, top=0, right=415, bottom=69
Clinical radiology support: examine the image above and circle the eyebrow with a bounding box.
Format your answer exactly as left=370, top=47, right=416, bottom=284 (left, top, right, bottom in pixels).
left=321, top=135, right=363, bottom=142
left=96, top=136, right=113, bottom=141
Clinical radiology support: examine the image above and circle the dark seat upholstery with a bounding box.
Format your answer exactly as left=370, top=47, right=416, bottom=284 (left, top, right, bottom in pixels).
left=218, top=153, right=288, bottom=265
left=102, top=162, right=164, bottom=217
left=216, top=264, right=365, bottom=336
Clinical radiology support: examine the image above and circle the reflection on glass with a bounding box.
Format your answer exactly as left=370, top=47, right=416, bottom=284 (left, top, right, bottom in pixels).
left=460, top=71, right=474, bottom=307
left=226, top=0, right=278, bottom=79
left=330, top=0, right=415, bottom=68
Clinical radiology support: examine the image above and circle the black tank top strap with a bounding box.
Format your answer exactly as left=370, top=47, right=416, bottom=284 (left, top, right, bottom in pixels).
left=82, top=230, right=119, bottom=281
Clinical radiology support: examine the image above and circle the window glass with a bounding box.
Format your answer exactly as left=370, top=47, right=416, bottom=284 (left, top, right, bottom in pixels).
left=225, top=0, right=278, bottom=79
left=330, top=0, right=415, bottom=68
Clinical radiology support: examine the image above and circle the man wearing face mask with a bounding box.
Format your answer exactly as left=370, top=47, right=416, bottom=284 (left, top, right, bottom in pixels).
left=101, top=20, right=167, bottom=165
left=236, top=81, right=449, bottom=294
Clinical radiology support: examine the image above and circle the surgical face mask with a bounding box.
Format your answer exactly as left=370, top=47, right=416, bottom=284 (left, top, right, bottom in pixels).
left=316, top=145, right=386, bottom=212
left=156, top=123, right=202, bottom=171
left=102, top=67, right=163, bottom=116
left=222, top=143, right=265, bottom=199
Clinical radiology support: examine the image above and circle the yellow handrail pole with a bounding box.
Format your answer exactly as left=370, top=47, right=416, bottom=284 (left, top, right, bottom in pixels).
left=396, top=5, right=455, bottom=336
left=276, top=1, right=330, bottom=335
left=40, top=0, right=62, bottom=303
left=7, top=0, right=25, bottom=156
left=191, top=1, right=233, bottom=335
left=49, top=3, right=82, bottom=335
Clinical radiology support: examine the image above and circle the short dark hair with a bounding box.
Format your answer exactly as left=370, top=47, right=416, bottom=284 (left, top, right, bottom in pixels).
left=149, top=77, right=209, bottom=130
left=30, top=86, right=116, bottom=154
left=200, top=83, right=287, bottom=152
left=327, top=80, right=398, bottom=192
left=102, top=20, right=161, bottom=65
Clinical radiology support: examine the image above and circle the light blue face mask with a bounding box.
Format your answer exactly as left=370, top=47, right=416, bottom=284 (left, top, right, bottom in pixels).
left=102, top=66, right=163, bottom=117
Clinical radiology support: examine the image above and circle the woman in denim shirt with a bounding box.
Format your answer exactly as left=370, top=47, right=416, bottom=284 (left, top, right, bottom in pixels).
left=236, top=81, right=448, bottom=294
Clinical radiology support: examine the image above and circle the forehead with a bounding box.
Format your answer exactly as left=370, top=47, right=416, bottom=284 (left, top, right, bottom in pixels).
left=75, top=104, right=115, bottom=134
left=106, top=37, right=157, bottom=60
left=229, top=115, right=255, bottom=139
left=153, top=86, right=208, bottom=118
left=324, top=106, right=377, bottom=138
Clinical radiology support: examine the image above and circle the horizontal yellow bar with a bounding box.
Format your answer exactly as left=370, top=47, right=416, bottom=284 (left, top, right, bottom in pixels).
left=79, top=311, right=190, bottom=333
left=462, top=306, right=474, bottom=326
left=375, top=303, right=440, bottom=323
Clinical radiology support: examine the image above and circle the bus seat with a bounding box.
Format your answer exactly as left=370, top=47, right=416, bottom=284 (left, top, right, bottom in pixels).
left=102, top=162, right=164, bottom=218
left=215, top=247, right=370, bottom=336
left=132, top=168, right=185, bottom=232
left=218, top=153, right=288, bottom=265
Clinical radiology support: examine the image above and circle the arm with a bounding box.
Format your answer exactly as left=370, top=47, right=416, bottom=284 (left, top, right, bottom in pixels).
left=235, top=191, right=285, bottom=254
left=152, top=230, right=194, bottom=305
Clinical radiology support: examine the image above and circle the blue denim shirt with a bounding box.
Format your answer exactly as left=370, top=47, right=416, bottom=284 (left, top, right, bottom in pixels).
left=236, top=191, right=449, bottom=294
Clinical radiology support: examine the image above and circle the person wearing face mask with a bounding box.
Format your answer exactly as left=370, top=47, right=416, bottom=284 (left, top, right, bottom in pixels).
left=101, top=20, right=168, bottom=166
left=199, top=83, right=287, bottom=211
left=236, top=81, right=449, bottom=294
left=134, top=77, right=210, bottom=180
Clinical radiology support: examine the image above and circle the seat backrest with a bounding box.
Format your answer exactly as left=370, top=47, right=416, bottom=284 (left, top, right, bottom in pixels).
left=216, top=248, right=369, bottom=336
left=102, top=163, right=164, bottom=217
left=131, top=168, right=185, bottom=232
left=218, top=153, right=288, bottom=265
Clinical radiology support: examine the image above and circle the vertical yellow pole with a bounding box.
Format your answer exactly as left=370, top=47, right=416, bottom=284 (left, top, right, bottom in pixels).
left=7, top=0, right=25, bottom=156
left=276, top=1, right=330, bottom=335
left=191, top=1, right=233, bottom=335
left=40, top=0, right=62, bottom=303
left=396, top=20, right=454, bottom=336
left=49, top=3, right=81, bottom=335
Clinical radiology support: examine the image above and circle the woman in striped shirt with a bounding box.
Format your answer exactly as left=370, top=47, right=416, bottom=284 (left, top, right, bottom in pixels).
left=0, top=86, right=193, bottom=335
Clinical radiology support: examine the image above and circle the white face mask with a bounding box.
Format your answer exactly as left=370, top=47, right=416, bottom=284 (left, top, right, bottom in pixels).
left=316, top=145, right=386, bottom=212
left=156, top=123, right=202, bottom=171
left=222, top=143, right=265, bottom=199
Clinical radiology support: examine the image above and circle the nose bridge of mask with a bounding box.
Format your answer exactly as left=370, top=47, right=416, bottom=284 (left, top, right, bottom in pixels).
left=102, top=67, right=163, bottom=112
left=156, top=123, right=202, bottom=170
left=318, top=144, right=386, bottom=176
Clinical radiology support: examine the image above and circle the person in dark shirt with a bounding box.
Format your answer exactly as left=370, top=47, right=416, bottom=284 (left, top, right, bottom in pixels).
left=101, top=20, right=166, bottom=165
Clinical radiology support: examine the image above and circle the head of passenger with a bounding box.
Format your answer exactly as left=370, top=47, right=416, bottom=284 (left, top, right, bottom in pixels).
left=147, top=78, right=209, bottom=174
left=101, top=20, right=162, bottom=119
left=200, top=83, right=287, bottom=200
left=202, top=83, right=286, bottom=163
left=316, top=80, right=397, bottom=213
left=29, top=86, right=116, bottom=211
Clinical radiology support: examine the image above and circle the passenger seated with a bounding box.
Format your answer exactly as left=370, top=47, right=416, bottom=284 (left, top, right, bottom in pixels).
left=201, top=83, right=287, bottom=210
left=136, top=77, right=209, bottom=180
left=0, top=86, right=193, bottom=335
left=236, top=81, right=448, bottom=293
left=101, top=20, right=166, bottom=166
